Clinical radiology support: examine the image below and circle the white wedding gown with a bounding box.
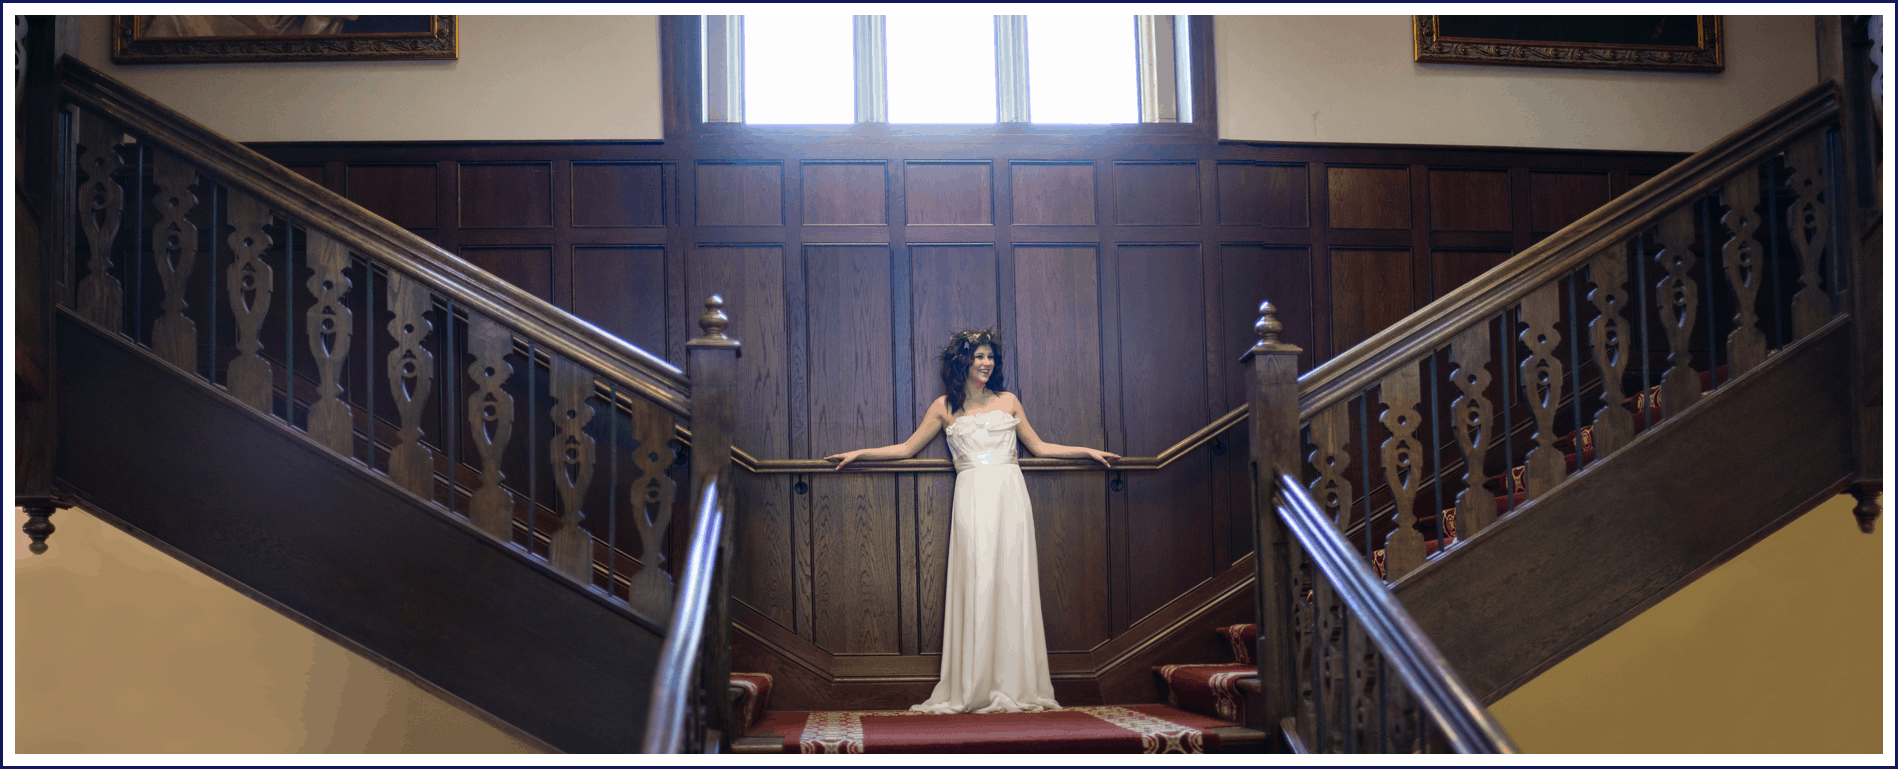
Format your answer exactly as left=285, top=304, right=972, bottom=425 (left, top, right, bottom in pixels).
left=912, top=410, right=1061, bottom=714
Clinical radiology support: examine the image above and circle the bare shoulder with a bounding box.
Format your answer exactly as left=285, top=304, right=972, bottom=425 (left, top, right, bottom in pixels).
left=926, top=395, right=953, bottom=422
left=1001, top=391, right=1025, bottom=415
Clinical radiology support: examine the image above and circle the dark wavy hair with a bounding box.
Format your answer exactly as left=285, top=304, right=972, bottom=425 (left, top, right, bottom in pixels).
left=939, top=329, right=1007, bottom=414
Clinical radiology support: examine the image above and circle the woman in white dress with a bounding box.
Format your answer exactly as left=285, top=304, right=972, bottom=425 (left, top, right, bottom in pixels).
left=826, top=329, right=1118, bottom=714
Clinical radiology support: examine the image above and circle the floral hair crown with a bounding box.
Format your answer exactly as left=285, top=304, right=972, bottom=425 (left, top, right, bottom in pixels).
left=939, top=329, right=1002, bottom=362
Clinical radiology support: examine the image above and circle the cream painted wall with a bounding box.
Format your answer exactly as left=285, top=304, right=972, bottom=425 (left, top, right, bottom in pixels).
left=70, top=15, right=1818, bottom=151
left=1216, top=15, right=1818, bottom=152
left=1489, top=495, right=1887, bottom=753
left=13, top=507, right=537, bottom=753
left=72, top=15, right=661, bottom=142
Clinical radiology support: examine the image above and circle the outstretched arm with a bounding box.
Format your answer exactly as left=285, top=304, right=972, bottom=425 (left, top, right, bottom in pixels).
left=1008, top=394, right=1120, bottom=467
left=826, top=397, right=952, bottom=469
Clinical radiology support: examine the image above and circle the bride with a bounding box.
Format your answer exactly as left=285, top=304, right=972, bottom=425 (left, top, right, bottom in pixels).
left=826, top=329, right=1118, bottom=714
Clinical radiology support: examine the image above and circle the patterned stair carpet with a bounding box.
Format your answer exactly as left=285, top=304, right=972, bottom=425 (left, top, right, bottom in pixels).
left=1155, top=623, right=1258, bottom=725
left=736, top=704, right=1259, bottom=754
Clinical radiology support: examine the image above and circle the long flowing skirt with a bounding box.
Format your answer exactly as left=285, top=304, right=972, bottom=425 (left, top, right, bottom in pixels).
left=911, top=464, right=1061, bottom=714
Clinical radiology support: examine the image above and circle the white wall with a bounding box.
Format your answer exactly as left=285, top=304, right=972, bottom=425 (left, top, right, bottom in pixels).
left=1216, top=16, right=1818, bottom=152
left=74, top=15, right=662, bottom=142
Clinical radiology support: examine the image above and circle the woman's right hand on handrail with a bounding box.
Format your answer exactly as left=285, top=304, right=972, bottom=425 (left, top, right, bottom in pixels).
left=825, top=449, right=871, bottom=470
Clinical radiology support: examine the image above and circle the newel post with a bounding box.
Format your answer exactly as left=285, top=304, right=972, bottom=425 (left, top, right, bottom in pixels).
left=685, top=295, right=739, bottom=748
left=1818, top=16, right=1883, bottom=533
left=16, top=17, right=73, bottom=553
left=1242, top=300, right=1302, bottom=749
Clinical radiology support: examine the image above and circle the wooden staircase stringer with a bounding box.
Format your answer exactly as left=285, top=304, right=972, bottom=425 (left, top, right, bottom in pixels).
left=51, top=309, right=669, bottom=753
left=1389, top=315, right=1858, bottom=704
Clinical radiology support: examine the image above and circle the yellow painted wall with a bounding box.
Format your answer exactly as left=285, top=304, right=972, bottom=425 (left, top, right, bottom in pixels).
left=12, top=507, right=537, bottom=753
left=1489, top=494, right=1889, bottom=753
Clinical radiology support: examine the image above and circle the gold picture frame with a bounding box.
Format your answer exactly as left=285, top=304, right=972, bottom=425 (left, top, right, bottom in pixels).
left=1413, top=15, right=1723, bottom=73
left=112, top=15, right=457, bottom=64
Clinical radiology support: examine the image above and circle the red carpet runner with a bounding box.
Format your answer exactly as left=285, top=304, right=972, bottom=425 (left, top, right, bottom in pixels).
left=747, top=704, right=1233, bottom=753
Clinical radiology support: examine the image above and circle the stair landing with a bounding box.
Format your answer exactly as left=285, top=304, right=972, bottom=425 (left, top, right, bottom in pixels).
left=732, top=704, right=1266, bottom=754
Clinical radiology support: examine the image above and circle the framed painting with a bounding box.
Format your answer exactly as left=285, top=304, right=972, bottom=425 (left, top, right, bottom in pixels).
left=1413, top=16, right=1723, bottom=73
left=111, top=15, right=457, bottom=64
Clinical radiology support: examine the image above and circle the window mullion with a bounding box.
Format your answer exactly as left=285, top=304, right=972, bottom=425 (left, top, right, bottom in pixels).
left=1136, top=15, right=1178, bottom=123
left=702, top=15, right=744, bottom=123
left=1174, top=15, right=1194, bottom=123
left=854, top=15, right=887, bottom=123
left=994, top=15, right=1029, bottom=123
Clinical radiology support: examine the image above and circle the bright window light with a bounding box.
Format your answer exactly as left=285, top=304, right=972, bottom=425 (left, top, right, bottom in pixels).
left=1025, top=15, right=1137, bottom=124
left=887, top=15, right=997, bottom=124
left=744, top=15, right=853, bottom=124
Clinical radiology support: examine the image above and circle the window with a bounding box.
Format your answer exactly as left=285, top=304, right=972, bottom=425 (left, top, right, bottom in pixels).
left=701, top=15, right=1193, bottom=126
left=740, top=15, right=854, bottom=125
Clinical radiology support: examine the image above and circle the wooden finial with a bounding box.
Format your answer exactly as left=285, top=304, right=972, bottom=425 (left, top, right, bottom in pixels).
left=22, top=507, right=57, bottom=555
left=1850, top=484, right=1882, bottom=534
left=699, top=295, right=729, bottom=339
left=687, top=295, right=741, bottom=351
left=1242, top=298, right=1301, bottom=361
left=1257, top=300, right=1282, bottom=346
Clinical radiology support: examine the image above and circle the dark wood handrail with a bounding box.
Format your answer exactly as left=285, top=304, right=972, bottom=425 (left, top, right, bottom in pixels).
left=695, top=403, right=1251, bottom=474
left=1294, top=79, right=1840, bottom=419
left=1274, top=472, right=1518, bottom=754
left=54, top=54, right=692, bottom=418
left=642, top=478, right=723, bottom=754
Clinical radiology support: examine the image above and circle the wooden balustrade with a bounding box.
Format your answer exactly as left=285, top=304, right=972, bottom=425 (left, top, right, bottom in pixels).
left=52, top=63, right=747, bottom=749
left=1245, top=303, right=1515, bottom=754
left=1261, top=83, right=1854, bottom=584
left=49, top=59, right=737, bottom=666
left=1236, top=81, right=1862, bottom=752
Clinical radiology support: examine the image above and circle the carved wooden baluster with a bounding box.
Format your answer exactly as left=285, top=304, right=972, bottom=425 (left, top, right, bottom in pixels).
left=1289, top=542, right=1317, bottom=749
left=303, top=229, right=354, bottom=456
left=1380, top=363, right=1426, bottom=579
left=1517, top=283, right=1567, bottom=499
left=1314, top=573, right=1344, bottom=753
left=1783, top=133, right=1831, bottom=338
left=385, top=271, right=436, bottom=497
left=1347, top=619, right=1378, bottom=753
left=1385, top=678, right=1423, bottom=753
left=465, top=314, right=517, bottom=539
left=1585, top=251, right=1634, bottom=457
left=225, top=190, right=276, bottom=414
left=548, top=356, right=599, bottom=581
left=1654, top=208, right=1702, bottom=417
left=1306, top=405, right=1354, bottom=531
left=626, top=396, right=679, bottom=613
left=1719, top=172, right=1768, bottom=376
left=1448, top=324, right=1497, bottom=536
left=75, top=116, right=126, bottom=329
left=149, top=149, right=200, bottom=370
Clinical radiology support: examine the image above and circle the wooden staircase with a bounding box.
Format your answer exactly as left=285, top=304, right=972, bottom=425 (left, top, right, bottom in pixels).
left=16, top=23, right=1881, bottom=754
left=21, top=53, right=746, bottom=753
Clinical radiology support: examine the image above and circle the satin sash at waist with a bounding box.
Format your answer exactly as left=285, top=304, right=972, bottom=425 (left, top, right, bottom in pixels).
left=953, top=450, right=1018, bottom=473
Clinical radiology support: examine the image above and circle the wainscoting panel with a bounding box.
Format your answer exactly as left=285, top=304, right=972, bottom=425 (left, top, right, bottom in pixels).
left=572, top=161, right=667, bottom=228
left=1011, top=162, right=1097, bottom=226
left=905, top=161, right=993, bottom=226
left=459, top=162, right=552, bottom=229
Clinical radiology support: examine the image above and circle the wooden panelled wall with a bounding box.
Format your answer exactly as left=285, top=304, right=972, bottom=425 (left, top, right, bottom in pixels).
left=253, top=136, right=1682, bottom=706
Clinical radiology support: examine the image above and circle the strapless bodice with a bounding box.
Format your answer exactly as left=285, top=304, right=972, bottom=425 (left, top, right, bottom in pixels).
left=947, top=411, right=1020, bottom=473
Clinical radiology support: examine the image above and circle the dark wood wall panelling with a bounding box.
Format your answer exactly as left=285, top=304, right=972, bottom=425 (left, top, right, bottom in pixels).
left=253, top=129, right=1682, bottom=707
